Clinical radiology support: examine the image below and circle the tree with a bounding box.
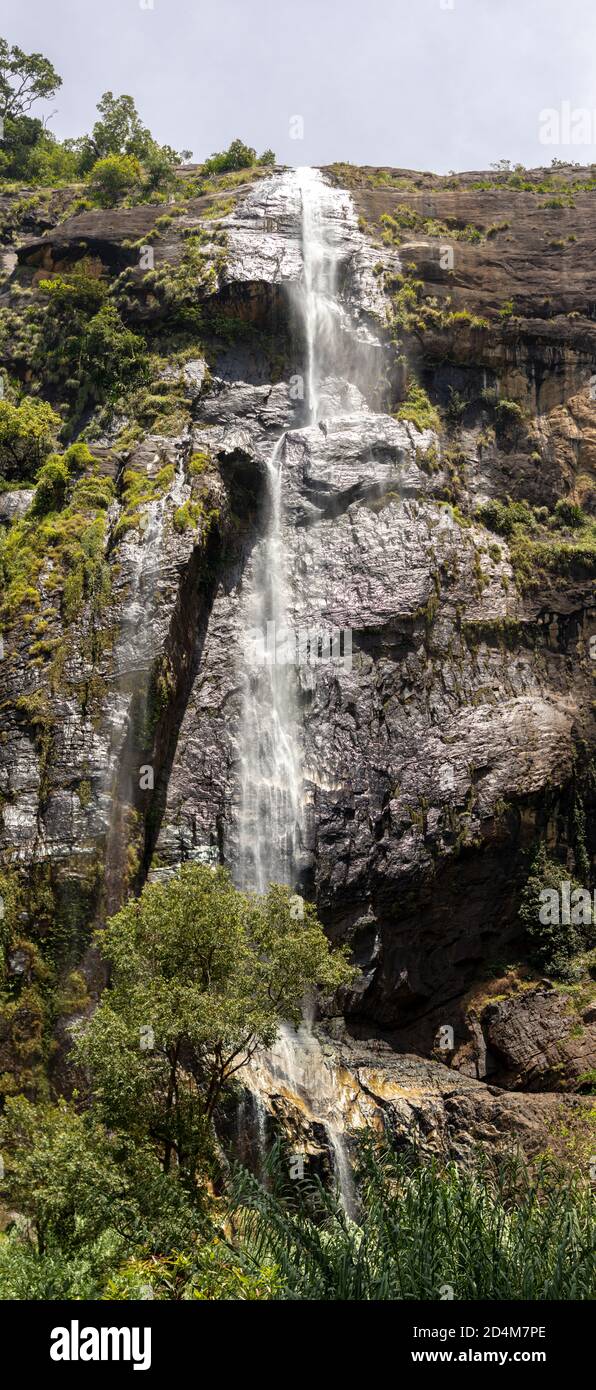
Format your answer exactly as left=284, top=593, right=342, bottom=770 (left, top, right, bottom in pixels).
left=0, top=1097, right=199, bottom=1298
left=75, top=865, right=353, bottom=1183
left=0, top=398, right=60, bottom=482
left=518, top=844, right=591, bottom=978
left=73, top=92, right=188, bottom=179
left=0, top=38, right=61, bottom=120
left=33, top=264, right=148, bottom=415
left=79, top=304, right=148, bottom=400
left=89, top=90, right=153, bottom=162
left=88, top=153, right=143, bottom=207
left=202, top=138, right=275, bottom=175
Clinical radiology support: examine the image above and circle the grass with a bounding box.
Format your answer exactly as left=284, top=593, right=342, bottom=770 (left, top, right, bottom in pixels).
left=386, top=269, right=489, bottom=336
left=476, top=498, right=596, bottom=588
left=380, top=207, right=487, bottom=245
left=396, top=382, right=441, bottom=432
left=228, top=1139, right=595, bottom=1300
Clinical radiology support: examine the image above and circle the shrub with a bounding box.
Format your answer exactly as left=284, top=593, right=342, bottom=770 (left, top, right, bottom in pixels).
left=476, top=498, right=536, bottom=538
left=554, top=498, right=584, bottom=528
left=79, top=304, right=148, bottom=400
left=34, top=267, right=149, bottom=418
left=87, top=153, right=143, bottom=207
left=396, top=381, right=440, bottom=432
left=0, top=398, right=60, bottom=483
left=33, top=454, right=70, bottom=514
left=518, top=845, right=592, bottom=978
left=202, top=138, right=275, bottom=175
left=189, top=450, right=211, bottom=476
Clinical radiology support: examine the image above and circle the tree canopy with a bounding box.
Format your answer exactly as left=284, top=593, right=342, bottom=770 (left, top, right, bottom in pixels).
left=75, top=865, right=353, bottom=1183
left=0, top=38, right=61, bottom=120
left=0, top=398, right=60, bottom=482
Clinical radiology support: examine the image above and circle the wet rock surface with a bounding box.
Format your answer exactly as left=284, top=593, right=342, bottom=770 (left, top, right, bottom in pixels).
left=0, top=166, right=594, bottom=1147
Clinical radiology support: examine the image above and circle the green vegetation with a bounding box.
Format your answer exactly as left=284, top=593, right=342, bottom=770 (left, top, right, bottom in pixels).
left=173, top=500, right=203, bottom=533
left=32, top=263, right=150, bottom=424
left=228, top=1141, right=595, bottom=1300
left=0, top=1099, right=200, bottom=1298
left=0, top=44, right=274, bottom=198
left=0, top=444, right=113, bottom=640
left=386, top=269, right=489, bottom=336
left=202, top=138, right=275, bottom=176
left=87, top=153, right=143, bottom=207
left=476, top=496, right=596, bottom=588
left=380, top=207, right=487, bottom=245
left=0, top=38, right=70, bottom=184
left=0, top=41, right=594, bottom=1306
left=111, top=456, right=175, bottom=541
left=519, top=846, right=594, bottom=979
left=137, top=233, right=219, bottom=333
left=73, top=865, right=352, bottom=1183
left=396, top=381, right=441, bottom=432
left=1, top=1122, right=592, bottom=1300
left=0, top=398, right=60, bottom=482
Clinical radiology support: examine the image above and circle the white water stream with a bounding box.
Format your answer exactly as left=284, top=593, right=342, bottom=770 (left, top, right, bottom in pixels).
left=236, top=168, right=374, bottom=1213
left=237, top=433, right=302, bottom=893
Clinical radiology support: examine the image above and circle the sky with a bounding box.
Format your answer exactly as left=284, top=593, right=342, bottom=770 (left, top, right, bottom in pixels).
left=3, top=0, right=596, bottom=172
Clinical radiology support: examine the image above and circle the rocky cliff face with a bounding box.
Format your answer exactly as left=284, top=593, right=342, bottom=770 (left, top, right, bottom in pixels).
left=0, top=163, right=594, bottom=1161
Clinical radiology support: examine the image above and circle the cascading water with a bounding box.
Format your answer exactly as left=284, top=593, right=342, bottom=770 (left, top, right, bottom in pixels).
left=236, top=167, right=378, bottom=1212
left=298, top=166, right=345, bottom=424
left=237, top=432, right=303, bottom=893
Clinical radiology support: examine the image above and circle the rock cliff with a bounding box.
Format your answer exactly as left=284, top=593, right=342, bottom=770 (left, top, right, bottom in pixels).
left=0, top=162, right=594, bottom=1161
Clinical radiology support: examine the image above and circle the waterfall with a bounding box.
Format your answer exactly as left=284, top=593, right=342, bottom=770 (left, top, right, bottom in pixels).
left=237, top=432, right=303, bottom=893
left=298, top=165, right=345, bottom=424
left=236, top=167, right=370, bottom=1212
left=249, top=1019, right=359, bottom=1219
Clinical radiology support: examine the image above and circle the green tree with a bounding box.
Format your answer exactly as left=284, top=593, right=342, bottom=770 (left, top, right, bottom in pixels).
left=0, top=38, right=61, bottom=120
left=79, top=304, right=148, bottom=400
left=75, top=865, right=353, bottom=1183
left=0, top=1097, right=198, bottom=1298
left=202, top=138, right=275, bottom=175
left=88, top=91, right=154, bottom=162
left=0, top=38, right=63, bottom=182
left=518, top=844, right=591, bottom=978
left=88, top=152, right=143, bottom=207
left=73, top=91, right=190, bottom=179
left=0, top=398, right=60, bottom=482
left=33, top=263, right=148, bottom=417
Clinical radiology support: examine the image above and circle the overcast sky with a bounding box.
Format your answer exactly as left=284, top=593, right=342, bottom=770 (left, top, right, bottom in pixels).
left=3, top=0, right=596, bottom=172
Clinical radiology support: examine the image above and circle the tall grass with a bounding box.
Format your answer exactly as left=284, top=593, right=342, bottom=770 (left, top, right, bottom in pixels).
left=229, top=1139, right=595, bottom=1300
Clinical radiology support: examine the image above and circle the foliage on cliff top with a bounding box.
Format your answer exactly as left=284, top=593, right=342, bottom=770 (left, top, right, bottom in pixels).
left=202, top=138, right=275, bottom=176
left=0, top=42, right=276, bottom=203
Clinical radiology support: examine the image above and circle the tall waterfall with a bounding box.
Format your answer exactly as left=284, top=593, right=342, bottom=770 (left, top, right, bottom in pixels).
left=237, top=167, right=360, bottom=890
left=236, top=167, right=371, bottom=1212
left=298, top=165, right=345, bottom=425
left=237, top=431, right=302, bottom=893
